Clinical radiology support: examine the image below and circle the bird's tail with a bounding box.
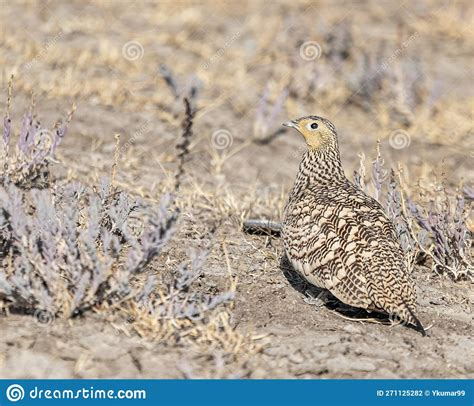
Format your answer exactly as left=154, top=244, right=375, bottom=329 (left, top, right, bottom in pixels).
left=402, top=300, right=426, bottom=336
left=243, top=219, right=282, bottom=235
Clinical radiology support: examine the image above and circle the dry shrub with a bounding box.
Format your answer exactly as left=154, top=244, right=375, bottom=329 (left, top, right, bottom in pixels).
left=0, top=94, right=250, bottom=355
left=355, top=143, right=473, bottom=281
left=1, top=77, right=75, bottom=189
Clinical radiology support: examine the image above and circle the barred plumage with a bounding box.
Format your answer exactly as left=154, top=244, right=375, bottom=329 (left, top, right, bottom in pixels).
left=282, top=116, right=425, bottom=335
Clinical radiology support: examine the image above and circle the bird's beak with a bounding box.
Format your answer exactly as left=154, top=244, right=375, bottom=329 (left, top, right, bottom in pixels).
left=283, top=120, right=298, bottom=129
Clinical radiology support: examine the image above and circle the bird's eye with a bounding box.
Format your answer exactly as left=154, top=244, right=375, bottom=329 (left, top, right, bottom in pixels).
left=310, top=122, right=318, bottom=129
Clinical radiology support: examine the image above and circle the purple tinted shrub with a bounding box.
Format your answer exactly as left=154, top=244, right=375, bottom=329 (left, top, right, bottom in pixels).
left=159, top=64, right=201, bottom=109
left=347, top=45, right=386, bottom=110
left=370, top=153, right=417, bottom=265
left=355, top=143, right=472, bottom=279
left=325, top=19, right=353, bottom=67
left=159, top=64, right=180, bottom=98
left=353, top=152, right=367, bottom=192
left=0, top=179, right=177, bottom=317
left=0, top=96, right=235, bottom=335
left=386, top=170, right=413, bottom=251
left=128, top=135, right=236, bottom=333
left=370, top=141, right=388, bottom=202
left=125, top=193, right=177, bottom=273
left=354, top=143, right=389, bottom=205
left=142, top=249, right=234, bottom=322
left=1, top=80, right=75, bottom=189
left=463, top=186, right=474, bottom=201
left=408, top=189, right=473, bottom=280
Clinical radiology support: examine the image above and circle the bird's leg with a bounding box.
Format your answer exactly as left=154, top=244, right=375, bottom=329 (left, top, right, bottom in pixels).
left=304, top=289, right=329, bottom=306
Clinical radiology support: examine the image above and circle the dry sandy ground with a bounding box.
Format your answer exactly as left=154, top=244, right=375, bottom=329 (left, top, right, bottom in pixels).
left=0, top=0, right=473, bottom=378
left=1, top=244, right=473, bottom=378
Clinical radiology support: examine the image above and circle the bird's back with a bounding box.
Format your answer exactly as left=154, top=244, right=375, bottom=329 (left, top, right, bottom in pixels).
left=283, top=178, right=420, bottom=329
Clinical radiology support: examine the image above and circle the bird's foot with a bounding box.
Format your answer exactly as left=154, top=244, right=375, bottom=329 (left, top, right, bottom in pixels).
left=304, top=289, right=329, bottom=306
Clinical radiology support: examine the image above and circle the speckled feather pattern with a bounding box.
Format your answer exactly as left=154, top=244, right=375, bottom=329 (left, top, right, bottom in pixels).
left=283, top=118, right=424, bottom=333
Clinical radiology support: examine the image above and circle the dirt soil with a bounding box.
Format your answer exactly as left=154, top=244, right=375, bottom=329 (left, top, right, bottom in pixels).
left=0, top=0, right=473, bottom=378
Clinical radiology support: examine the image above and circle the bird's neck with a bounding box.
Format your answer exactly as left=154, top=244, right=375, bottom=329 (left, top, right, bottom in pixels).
left=294, top=146, right=346, bottom=188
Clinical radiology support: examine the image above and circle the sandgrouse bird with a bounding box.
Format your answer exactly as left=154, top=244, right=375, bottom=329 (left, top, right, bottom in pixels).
left=282, top=116, right=425, bottom=335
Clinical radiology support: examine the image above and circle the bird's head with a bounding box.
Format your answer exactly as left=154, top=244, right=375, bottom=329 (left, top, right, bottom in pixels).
left=283, top=116, right=337, bottom=150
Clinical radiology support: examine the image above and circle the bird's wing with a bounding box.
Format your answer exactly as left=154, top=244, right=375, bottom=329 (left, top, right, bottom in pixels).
left=283, top=187, right=415, bottom=313
left=324, top=192, right=404, bottom=309
left=343, top=190, right=418, bottom=312
left=283, top=192, right=372, bottom=308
